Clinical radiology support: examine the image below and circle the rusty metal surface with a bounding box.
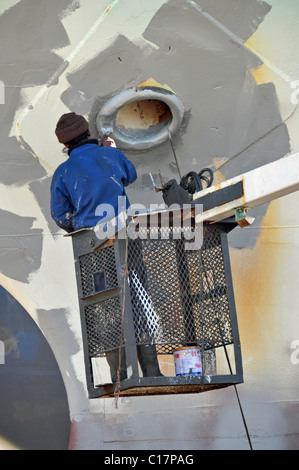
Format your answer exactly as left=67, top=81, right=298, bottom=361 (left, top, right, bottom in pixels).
left=99, top=382, right=232, bottom=398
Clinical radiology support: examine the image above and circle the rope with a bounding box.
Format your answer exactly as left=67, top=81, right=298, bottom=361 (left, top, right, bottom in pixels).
left=168, top=126, right=182, bottom=180
left=113, top=231, right=129, bottom=408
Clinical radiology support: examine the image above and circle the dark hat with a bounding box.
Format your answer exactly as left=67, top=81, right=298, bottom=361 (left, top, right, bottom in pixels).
left=55, top=112, right=89, bottom=143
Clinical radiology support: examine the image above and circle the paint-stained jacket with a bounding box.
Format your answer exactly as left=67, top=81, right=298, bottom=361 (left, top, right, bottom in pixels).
left=50, top=140, right=137, bottom=232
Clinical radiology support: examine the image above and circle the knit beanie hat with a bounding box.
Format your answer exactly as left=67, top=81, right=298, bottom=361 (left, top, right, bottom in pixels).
left=55, top=112, right=89, bottom=143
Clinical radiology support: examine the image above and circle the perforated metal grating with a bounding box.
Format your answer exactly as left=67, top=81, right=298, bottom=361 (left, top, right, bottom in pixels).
left=84, top=297, right=123, bottom=356
left=79, top=245, right=118, bottom=297
left=128, top=224, right=233, bottom=355
left=78, top=224, right=234, bottom=357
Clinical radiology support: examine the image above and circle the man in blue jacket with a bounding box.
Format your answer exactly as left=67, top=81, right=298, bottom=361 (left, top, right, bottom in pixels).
left=51, top=112, right=137, bottom=233
left=51, top=112, right=162, bottom=383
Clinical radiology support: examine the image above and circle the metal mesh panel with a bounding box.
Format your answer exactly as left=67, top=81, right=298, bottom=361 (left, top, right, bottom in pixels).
left=79, top=245, right=118, bottom=297
left=78, top=224, right=234, bottom=357
left=127, top=224, right=233, bottom=354
left=79, top=244, right=121, bottom=356
left=84, top=297, right=123, bottom=356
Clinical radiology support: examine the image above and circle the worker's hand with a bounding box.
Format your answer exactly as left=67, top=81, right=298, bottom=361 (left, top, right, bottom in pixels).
left=101, top=136, right=116, bottom=147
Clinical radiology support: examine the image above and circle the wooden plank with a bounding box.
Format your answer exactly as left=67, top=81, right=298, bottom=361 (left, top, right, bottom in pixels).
left=193, top=153, right=299, bottom=223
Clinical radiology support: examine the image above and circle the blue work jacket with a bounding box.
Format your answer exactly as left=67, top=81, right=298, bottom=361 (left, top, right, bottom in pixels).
left=50, top=140, right=137, bottom=232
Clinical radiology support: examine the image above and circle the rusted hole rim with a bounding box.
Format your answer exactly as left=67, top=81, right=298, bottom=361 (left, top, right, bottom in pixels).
left=96, top=86, right=184, bottom=151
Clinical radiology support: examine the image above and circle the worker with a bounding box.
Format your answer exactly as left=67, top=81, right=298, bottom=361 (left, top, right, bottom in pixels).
left=51, top=111, right=162, bottom=383
left=50, top=112, right=136, bottom=233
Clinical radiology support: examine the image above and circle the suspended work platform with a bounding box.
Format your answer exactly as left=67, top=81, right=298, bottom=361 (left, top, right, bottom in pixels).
left=71, top=213, right=243, bottom=398
left=70, top=152, right=299, bottom=399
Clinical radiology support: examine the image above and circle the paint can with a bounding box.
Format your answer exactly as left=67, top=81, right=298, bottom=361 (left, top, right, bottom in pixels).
left=173, top=347, right=202, bottom=376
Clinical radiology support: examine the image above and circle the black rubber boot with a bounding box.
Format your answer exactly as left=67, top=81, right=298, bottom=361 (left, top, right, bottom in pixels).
left=105, top=348, right=127, bottom=383
left=137, top=344, right=163, bottom=377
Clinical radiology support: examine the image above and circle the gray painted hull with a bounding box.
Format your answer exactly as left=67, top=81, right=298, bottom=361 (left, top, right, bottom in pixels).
left=0, top=0, right=299, bottom=450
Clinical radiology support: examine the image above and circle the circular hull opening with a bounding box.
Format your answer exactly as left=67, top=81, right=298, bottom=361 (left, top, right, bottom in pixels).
left=97, top=86, right=184, bottom=150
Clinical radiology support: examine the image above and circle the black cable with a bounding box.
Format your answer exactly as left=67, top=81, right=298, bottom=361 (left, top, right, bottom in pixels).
left=180, top=168, right=214, bottom=195
left=168, top=127, right=182, bottom=180
left=198, top=167, right=214, bottom=188
left=167, top=135, right=252, bottom=448
left=199, top=250, right=253, bottom=450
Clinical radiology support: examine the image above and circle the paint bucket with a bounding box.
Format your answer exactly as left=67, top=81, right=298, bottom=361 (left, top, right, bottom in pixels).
left=173, top=347, right=202, bottom=376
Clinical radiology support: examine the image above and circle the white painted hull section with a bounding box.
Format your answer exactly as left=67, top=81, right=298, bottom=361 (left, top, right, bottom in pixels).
left=0, top=0, right=299, bottom=450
